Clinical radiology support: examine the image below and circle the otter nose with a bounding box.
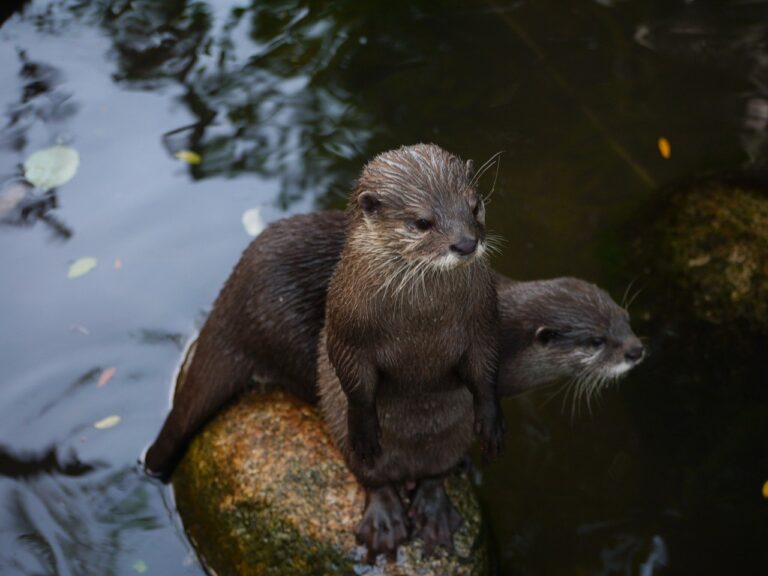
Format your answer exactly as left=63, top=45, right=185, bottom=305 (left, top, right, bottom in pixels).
left=624, top=344, right=644, bottom=362
left=450, top=237, right=478, bottom=256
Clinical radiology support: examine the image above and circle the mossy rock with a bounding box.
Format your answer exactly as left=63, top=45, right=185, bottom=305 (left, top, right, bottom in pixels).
left=173, top=390, right=488, bottom=575
left=646, top=182, right=768, bottom=330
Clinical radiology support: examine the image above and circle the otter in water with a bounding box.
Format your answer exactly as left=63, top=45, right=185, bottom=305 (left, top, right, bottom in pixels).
left=314, top=144, right=504, bottom=556
left=145, top=153, right=644, bottom=555
left=496, top=275, right=643, bottom=409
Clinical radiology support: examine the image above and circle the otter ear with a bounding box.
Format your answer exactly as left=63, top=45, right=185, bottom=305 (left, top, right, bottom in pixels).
left=358, top=191, right=381, bottom=214
left=465, top=159, right=475, bottom=179
left=535, top=326, right=558, bottom=345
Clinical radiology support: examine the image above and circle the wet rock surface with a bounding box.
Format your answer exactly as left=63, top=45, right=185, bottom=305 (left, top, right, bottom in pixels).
left=640, top=182, right=768, bottom=330
left=173, top=391, right=487, bottom=575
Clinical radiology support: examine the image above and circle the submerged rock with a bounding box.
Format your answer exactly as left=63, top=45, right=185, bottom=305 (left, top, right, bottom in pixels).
left=643, top=182, right=768, bottom=330
left=173, top=390, right=488, bottom=575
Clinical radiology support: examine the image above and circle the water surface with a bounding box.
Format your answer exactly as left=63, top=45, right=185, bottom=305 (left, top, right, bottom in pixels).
left=1, top=1, right=766, bottom=574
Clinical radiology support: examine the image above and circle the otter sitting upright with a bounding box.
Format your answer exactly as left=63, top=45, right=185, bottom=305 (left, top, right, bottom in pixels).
left=315, top=144, right=504, bottom=556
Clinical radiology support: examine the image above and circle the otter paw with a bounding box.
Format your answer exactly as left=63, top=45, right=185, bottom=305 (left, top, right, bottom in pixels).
left=408, top=479, right=462, bottom=556
left=356, top=486, right=408, bottom=562
left=474, top=401, right=505, bottom=461
left=348, top=409, right=382, bottom=466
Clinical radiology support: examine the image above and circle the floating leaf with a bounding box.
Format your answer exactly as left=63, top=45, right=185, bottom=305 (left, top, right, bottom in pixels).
left=23, top=145, right=80, bottom=190
left=174, top=150, right=202, bottom=165
left=657, top=137, right=671, bottom=159
left=763, top=480, right=768, bottom=499
left=97, top=367, right=117, bottom=387
left=132, top=560, right=147, bottom=573
left=241, top=207, right=265, bottom=237
left=67, top=257, right=97, bottom=279
left=94, top=415, right=120, bottom=429
left=114, top=258, right=123, bottom=270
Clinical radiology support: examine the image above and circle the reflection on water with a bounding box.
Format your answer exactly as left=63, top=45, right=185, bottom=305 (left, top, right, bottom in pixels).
left=0, top=1, right=766, bottom=574
left=0, top=49, right=76, bottom=238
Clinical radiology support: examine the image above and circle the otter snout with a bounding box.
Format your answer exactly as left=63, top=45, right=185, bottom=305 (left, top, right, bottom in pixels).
left=623, top=339, right=644, bottom=363
left=450, top=236, right=478, bottom=256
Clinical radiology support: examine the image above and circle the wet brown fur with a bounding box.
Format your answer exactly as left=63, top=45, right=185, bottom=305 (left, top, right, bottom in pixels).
left=145, top=145, right=642, bottom=557
left=316, top=145, right=502, bottom=489
left=145, top=215, right=642, bottom=479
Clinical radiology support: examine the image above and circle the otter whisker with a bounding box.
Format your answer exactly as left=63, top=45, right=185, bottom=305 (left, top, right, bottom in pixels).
left=621, top=278, right=638, bottom=309
left=537, top=378, right=572, bottom=410
left=470, top=150, right=504, bottom=188
left=625, top=284, right=645, bottom=311
left=560, top=374, right=581, bottom=419
left=483, top=233, right=506, bottom=257
left=484, top=150, right=503, bottom=202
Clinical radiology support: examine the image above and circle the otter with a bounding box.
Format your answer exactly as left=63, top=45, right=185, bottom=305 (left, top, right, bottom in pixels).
left=496, top=275, right=644, bottom=406
left=145, top=156, right=644, bottom=556
left=313, top=144, right=504, bottom=556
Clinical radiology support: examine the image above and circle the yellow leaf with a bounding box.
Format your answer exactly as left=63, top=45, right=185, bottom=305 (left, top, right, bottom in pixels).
left=174, top=150, right=202, bottom=165
left=68, top=257, right=97, bottom=279
left=94, top=415, right=121, bottom=429
left=763, top=480, right=768, bottom=499
left=97, top=367, right=117, bottom=387
left=657, top=137, right=671, bottom=159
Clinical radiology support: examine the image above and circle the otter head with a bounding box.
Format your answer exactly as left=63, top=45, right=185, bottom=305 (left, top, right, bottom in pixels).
left=500, top=277, right=644, bottom=405
left=350, top=143, right=487, bottom=271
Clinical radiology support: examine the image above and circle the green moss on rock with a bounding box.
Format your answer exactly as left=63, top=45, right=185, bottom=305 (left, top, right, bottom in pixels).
left=650, top=183, right=768, bottom=329
left=173, top=391, right=488, bottom=575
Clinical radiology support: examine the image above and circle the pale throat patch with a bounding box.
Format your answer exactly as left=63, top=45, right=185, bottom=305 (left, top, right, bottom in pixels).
left=605, top=361, right=632, bottom=377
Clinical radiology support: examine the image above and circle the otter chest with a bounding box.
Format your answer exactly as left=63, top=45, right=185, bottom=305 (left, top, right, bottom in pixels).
left=375, top=312, right=471, bottom=388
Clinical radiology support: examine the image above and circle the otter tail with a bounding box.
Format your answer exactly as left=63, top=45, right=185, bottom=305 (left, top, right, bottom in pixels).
left=144, top=334, right=255, bottom=481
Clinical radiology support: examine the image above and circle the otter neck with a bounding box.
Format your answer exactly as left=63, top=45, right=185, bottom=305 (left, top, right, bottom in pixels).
left=503, top=350, right=572, bottom=394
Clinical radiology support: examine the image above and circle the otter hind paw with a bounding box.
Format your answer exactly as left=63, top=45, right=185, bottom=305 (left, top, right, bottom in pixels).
left=408, top=479, right=463, bottom=556
left=356, top=485, right=408, bottom=562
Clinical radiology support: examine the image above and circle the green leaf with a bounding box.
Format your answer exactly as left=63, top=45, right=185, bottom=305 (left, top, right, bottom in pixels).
left=67, top=257, right=97, bottom=279
left=132, top=560, right=147, bottom=573
left=23, top=145, right=80, bottom=191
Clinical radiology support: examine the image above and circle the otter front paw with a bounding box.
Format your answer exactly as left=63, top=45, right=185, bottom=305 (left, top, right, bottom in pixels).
left=474, top=400, right=505, bottom=461
left=348, top=408, right=382, bottom=466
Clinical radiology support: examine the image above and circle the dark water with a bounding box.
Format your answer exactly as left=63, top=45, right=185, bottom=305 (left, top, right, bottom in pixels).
left=1, top=1, right=766, bottom=574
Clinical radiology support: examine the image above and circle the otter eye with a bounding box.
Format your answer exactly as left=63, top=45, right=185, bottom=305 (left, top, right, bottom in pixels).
left=535, top=327, right=559, bottom=344
left=414, top=218, right=433, bottom=231
left=589, top=337, right=607, bottom=348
